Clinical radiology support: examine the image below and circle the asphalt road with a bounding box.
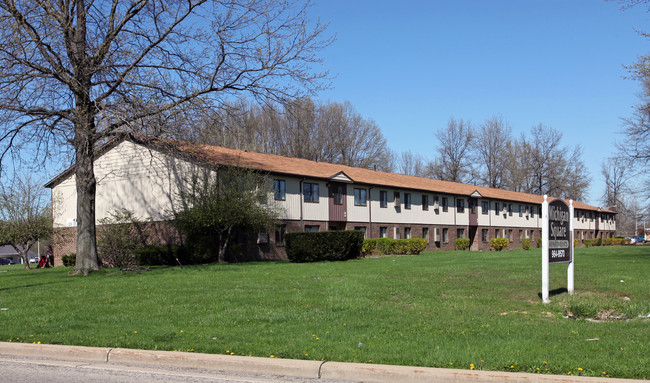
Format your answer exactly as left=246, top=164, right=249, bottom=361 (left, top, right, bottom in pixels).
left=0, top=355, right=352, bottom=383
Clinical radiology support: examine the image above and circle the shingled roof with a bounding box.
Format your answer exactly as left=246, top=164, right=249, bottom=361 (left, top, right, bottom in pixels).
left=45, top=133, right=612, bottom=213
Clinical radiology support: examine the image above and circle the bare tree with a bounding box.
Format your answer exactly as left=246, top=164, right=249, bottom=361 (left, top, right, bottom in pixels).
left=0, top=177, right=52, bottom=269
left=601, top=157, right=632, bottom=210
left=472, top=116, right=511, bottom=189
left=0, top=0, right=331, bottom=274
left=397, top=150, right=427, bottom=177
left=431, top=118, right=474, bottom=183
left=193, top=97, right=394, bottom=171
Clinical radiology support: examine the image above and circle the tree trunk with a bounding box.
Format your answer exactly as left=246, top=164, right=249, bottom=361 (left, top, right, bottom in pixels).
left=74, top=110, right=100, bottom=275
left=16, top=244, right=30, bottom=270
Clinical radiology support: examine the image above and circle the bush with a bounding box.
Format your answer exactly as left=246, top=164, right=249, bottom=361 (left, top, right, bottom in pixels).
left=361, top=239, right=377, bottom=256
left=582, top=239, right=593, bottom=247
left=286, top=230, right=364, bottom=262
left=594, top=238, right=602, bottom=246
left=369, top=238, right=427, bottom=256
left=456, top=238, right=470, bottom=250
left=97, top=209, right=147, bottom=268
left=536, top=238, right=542, bottom=248
left=61, top=253, right=76, bottom=267
left=601, top=238, right=612, bottom=246
left=134, top=245, right=185, bottom=266
left=574, top=238, right=579, bottom=248
left=490, top=238, right=509, bottom=251
left=521, top=238, right=531, bottom=250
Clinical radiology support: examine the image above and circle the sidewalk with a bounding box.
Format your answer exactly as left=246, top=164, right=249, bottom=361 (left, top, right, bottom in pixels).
left=0, top=342, right=642, bottom=383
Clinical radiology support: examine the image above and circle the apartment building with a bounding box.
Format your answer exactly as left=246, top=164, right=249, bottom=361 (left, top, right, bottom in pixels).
left=46, top=134, right=616, bottom=264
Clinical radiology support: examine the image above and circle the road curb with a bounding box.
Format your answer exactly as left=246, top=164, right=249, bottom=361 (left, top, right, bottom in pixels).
left=0, top=342, right=641, bottom=382
left=108, top=347, right=323, bottom=379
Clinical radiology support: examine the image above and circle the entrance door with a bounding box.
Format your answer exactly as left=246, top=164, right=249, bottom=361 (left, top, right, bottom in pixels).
left=328, top=182, right=347, bottom=222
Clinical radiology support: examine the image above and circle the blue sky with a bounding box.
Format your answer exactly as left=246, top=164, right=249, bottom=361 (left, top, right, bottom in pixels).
left=309, top=0, right=649, bottom=206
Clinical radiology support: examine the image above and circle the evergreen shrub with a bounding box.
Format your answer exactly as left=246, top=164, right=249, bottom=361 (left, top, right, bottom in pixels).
left=61, top=253, right=76, bottom=267
left=521, top=238, right=531, bottom=250
left=456, top=238, right=470, bottom=250
left=490, top=238, right=509, bottom=251
left=286, top=230, right=363, bottom=262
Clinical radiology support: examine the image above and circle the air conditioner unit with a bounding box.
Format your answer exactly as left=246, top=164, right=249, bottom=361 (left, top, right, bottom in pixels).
left=433, top=200, right=439, bottom=209
left=66, top=218, right=77, bottom=227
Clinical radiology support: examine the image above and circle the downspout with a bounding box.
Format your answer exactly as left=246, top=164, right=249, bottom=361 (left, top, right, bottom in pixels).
left=299, top=178, right=305, bottom=231
left=368, top=186, right=373, bottom=238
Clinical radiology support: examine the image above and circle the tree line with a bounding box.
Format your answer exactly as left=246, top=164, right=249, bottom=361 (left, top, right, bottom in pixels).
left=168, top=98, right=591, bottom=201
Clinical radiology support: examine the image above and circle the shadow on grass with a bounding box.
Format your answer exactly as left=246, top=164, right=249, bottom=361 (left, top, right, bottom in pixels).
left=537, top=287, right=568, bottom=300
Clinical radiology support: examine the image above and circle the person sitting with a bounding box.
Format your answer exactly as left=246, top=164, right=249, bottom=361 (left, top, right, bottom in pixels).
left=37, top=255, right=48, bottom=269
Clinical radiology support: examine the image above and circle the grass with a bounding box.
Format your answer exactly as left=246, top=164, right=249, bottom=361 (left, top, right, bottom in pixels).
left=0, top=246, right=648, bottom=378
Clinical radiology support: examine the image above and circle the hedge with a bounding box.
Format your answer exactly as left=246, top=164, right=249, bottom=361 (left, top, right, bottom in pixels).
left=521, top=238, right=531, bottom=250
left=286, top=230, right=364, bottom=262
left=455, top=238, right=470, bottom=250
left=61, top=253, right=76, bottom=267
left=490, top=238, right=509, bottom=251
left=134, top=245, right=186, bottom=266
left=363, top=238, right=427, bottom=256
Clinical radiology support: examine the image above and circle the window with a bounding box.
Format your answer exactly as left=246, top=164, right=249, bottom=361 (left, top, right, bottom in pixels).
left=482, top=201, right=489, bottom=215
left=531, top=206, right=536, bottom=218
left=305, top=225, right=319, bottom=232
left=494, top=202, right=500, bottom=215
left=435, top=228, right=441, bottom=242
left=470, top=200, right=476, bottom=214
left=519, top=230, right=523, bottom=240
left=380, top=191, right=388, bottom=208
left=422, top=227, right=429, bottom=242
left=494, top=229, right=499, bottom=238
left=303, top=182, right=319, bottom=203
left=405, top=227, right=411, bottom=239
left=457, top=228, right=465, bottom=239
left=354, top=188, right=367, bottom=206
left=442, top=197, right=448, bottom=212
left=275, top=225, right=286, bottom=246
left=442, top=228, right=449, bottom=243
left=508, top=229, right=513, bottom=241
left=273, top=179, right=286, bottom=201
left=482, top=229, right=488, bottom=242
left=334, top=185, right=343, bottom=205
left=379, top=227, right=387, bottom=238
left=508, top=204, right=513, bottom=216
left=404, top=193, right=411, bottom=209
left=519, top=204, right=524, bottom=217
left=456, top=198, right=465, bottom=213
left=394, top=192, right=401, bottom=207
left=354, top=226, right=367, bottom=238
left=422, top=195, right=429, bottom=211
left=394, top=227, right=401, bottom=239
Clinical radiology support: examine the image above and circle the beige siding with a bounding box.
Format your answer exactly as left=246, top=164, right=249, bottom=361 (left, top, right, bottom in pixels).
left=53, top=140, right=215, bottom=227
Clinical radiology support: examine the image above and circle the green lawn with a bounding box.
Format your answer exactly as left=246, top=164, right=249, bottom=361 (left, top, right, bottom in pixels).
left=0, top=246, right=648, bottom=379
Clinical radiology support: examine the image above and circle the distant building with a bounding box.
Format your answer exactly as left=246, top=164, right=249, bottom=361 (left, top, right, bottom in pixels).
left=0, top=245, right=38, bottom=264
left=45, top=134, right=616, bottom=266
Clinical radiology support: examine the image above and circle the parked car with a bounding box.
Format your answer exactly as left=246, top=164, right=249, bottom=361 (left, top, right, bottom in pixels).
left=0, top=257, right=15, bottom=265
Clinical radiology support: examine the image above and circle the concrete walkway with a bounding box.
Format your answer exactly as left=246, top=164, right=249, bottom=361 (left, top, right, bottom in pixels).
left=0, top=342, right=642, bottom=383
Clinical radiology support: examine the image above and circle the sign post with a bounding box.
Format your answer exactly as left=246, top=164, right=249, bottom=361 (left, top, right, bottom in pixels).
left=541, top=195, right=574, bottom=303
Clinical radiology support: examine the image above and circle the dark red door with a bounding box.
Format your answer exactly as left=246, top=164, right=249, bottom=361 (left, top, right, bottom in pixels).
left=328, top=182, right=347, bottom=222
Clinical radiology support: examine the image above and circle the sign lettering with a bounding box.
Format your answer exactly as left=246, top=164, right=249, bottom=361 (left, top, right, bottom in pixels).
left=548, top=199, right=572, bottom=264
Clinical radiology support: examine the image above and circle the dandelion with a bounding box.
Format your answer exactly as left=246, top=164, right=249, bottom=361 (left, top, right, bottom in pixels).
left=305, top=353, right=309, bottom=356
left=133, top=331, right=138, bottom=334
left=470, top=364, right=475, bottom=370
left=578, top=367, right=583, bottom=371
left=316, top=337, right=320, bottom=341
left=180, top=330, right=183, bottom=333
left=568, top=371, right=572, bottom=375
left=270, top=355, right=275, bottom=358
